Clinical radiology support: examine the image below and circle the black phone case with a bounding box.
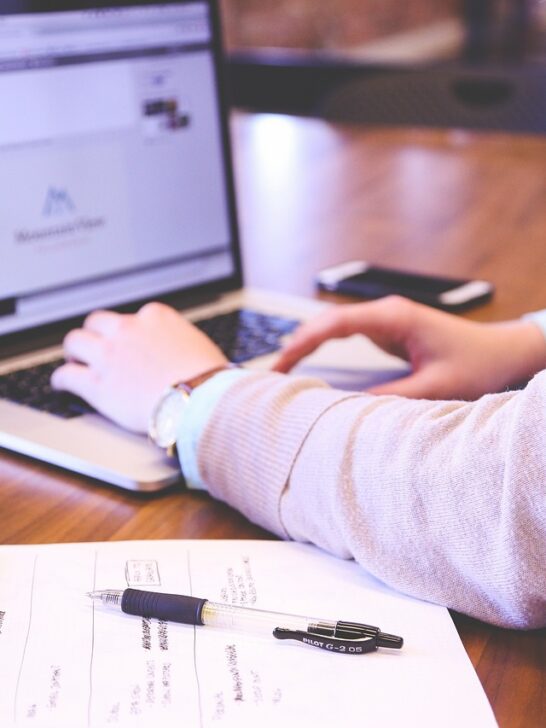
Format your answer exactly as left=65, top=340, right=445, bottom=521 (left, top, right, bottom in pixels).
left=317, top=277, right=493, bottom=312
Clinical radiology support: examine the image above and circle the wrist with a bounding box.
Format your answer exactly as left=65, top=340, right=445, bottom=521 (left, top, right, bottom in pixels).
left=177, top=367, right=253, bottom=490
left=148, top=364, right=235, bottom=454
left=492, top=320, right=546, bottom=387
left=518, top=320, right=546, bottom=373
left=522, top=309, right=546, bottom=346
left=184, top=363, right=236, bottom=391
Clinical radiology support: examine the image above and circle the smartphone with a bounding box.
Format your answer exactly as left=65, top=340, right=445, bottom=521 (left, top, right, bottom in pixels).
left=316, top=261, right=494, bottom=311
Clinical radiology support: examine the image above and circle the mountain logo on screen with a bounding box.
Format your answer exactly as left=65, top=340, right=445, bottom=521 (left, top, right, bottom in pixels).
left=43, top=188, right=75, bottom=217
left=14, top=189, right=105, bottom=246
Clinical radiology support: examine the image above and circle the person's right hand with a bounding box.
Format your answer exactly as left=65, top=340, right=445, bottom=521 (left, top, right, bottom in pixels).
left=51, top=302, right=227, bottom=434
left=274, top=296, right=546, bottom=400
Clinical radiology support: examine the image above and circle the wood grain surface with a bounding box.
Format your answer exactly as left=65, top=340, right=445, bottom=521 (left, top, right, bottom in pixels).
left=1, top=112, right=545, bottom=726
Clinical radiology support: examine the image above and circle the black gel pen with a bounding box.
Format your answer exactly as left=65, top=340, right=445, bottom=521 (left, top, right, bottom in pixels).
left=88, top=588, right=403, bottom=655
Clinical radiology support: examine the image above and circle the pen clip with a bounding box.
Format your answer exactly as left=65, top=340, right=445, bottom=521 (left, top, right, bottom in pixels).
left=272, top=627, right=377, bottom=655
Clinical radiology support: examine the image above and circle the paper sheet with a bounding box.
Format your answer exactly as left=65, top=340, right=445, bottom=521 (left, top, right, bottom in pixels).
left=0, top=540, right=497, bottom=727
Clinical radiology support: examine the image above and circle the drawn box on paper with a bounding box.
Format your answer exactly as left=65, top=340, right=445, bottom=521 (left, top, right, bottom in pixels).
left=125, top=560, right=161, bottom=587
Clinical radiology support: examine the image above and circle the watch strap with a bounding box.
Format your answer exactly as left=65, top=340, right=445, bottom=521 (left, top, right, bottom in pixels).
left=178, top=364, right=237, bottom=393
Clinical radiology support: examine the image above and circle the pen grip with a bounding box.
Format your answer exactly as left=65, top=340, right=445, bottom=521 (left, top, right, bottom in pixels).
left=121, top=589, right=207, bottom=625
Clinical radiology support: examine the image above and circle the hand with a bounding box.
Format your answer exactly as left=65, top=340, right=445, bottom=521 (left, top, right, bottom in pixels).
left=274, top=296, right=546, bottom=400
left=51, top=302, right=228, bottom=433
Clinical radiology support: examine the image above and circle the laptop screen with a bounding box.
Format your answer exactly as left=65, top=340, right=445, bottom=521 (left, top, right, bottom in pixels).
left=0, top=1, right=239, bottom=337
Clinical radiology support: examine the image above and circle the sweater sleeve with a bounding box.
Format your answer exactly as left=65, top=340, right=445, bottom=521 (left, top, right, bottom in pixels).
left=196, top=370, right=546, bottom=629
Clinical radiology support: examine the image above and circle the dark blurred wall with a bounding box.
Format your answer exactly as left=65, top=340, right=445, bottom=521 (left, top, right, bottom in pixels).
left=462, top=0, right=534, bottom=62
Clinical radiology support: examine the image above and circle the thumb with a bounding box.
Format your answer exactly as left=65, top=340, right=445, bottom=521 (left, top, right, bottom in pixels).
left=51, top=362, right=98, bottom=404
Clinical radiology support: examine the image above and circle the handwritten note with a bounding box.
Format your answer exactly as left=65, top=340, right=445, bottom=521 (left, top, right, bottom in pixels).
left=0, top=540, right=497, bottom=727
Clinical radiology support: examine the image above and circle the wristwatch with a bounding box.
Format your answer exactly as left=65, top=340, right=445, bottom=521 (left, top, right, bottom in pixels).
left=148, top=365, right=231, bottom=456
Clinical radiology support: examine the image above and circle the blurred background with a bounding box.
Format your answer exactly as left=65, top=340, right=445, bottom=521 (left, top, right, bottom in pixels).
left=221, top=0, right=544, bottom=65
left=220, top=1, right=546, bottom=133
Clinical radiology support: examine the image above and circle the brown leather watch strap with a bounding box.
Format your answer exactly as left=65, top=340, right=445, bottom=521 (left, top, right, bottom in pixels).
left=182, top=364, right=237, bottom=392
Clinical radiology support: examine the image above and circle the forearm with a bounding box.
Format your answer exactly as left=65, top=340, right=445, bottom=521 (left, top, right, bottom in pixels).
left=195, top=372, right=546, bottom=628
left=283, top=377, right=546, bottom=628
left=194, top=372, right=364, bottom=530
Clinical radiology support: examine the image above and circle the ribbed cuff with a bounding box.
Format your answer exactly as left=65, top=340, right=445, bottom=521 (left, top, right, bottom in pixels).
left=197, top=372, right=364, bottom=538
left=177, top=368, right=253, bottom=490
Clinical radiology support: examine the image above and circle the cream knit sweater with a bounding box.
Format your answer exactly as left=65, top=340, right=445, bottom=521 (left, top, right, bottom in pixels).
left=196, top=370, right=546, bottom=629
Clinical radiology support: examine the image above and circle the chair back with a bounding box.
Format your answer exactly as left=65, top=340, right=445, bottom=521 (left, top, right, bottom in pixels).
left=319, top=67, right=546, bottom=134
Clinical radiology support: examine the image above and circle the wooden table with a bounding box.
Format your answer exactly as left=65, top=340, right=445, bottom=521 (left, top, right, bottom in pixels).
left=1, top=112, right=545, bottom=726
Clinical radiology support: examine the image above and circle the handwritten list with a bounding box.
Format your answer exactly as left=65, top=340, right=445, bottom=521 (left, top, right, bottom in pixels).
left=0, top=540, right=497, bottom=727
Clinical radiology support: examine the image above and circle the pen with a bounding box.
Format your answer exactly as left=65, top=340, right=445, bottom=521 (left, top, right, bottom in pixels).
left=87, top=588, right=403, bottom=655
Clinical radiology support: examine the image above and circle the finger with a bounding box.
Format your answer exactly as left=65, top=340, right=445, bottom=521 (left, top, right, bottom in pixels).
left=63, top=329, right=104, bottom=366
left=50, top=362, right=99, bottom=404
left=367, top=371, right=441, bottom=400
left=275, top=299, right=413, bottom=373
left=138, top=301, right=174, bottom=319
left=84, top=309, right=125, bottom=336
left=274, top=309, right=355, bottom=372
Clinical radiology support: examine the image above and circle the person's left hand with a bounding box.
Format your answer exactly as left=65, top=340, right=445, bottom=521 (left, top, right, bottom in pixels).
left=51, top=302, right=228, bottom=433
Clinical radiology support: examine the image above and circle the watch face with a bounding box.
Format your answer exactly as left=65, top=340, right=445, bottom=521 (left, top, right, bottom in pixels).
left=149, top=387, right=190, bottom=449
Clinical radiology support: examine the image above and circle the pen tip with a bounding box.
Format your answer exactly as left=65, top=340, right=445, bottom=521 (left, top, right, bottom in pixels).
left=86, top=589, right=124, bottom=607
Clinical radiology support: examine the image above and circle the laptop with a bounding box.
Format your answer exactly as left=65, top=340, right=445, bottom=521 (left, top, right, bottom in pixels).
left=0, top=0, right=407, bottom=491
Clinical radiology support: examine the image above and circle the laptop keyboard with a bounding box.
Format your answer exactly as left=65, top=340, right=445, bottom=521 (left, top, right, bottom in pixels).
left=0, top=359, right=93, bottom=419
left=194, top=308, right=298, bottom=364
left=0, top=309, right=299, bottom=419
